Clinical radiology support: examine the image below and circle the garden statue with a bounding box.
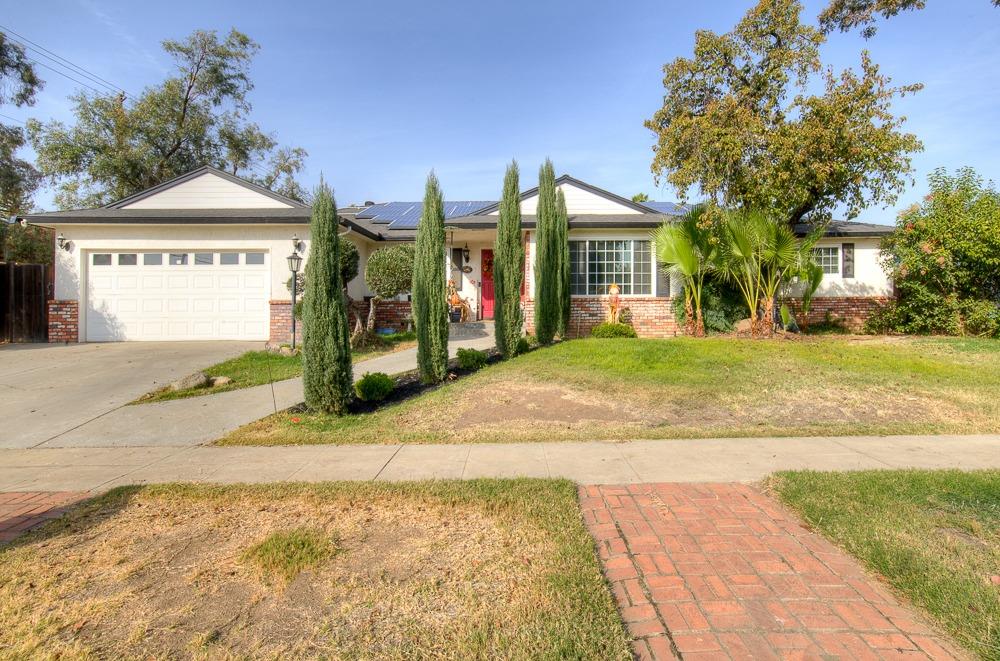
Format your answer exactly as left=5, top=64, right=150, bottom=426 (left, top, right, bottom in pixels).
left=447, top=279, right=472, bottom=323
left=607, top=282, right=621, bottom=323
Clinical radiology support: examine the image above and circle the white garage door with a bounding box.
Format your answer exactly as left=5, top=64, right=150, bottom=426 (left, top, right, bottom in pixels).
left=85, top=250, right=270, bottom=341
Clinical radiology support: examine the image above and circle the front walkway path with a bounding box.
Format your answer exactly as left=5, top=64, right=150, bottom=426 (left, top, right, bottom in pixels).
left=0, top=491, right=88, bottom=544
left=584, top=483, right=962, bottom=660
left=22, top=331, right=495, bottom=450
left=1, top=433, right=998, bottom=493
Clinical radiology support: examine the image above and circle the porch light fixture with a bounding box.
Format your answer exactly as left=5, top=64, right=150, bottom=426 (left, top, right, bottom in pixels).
left=462, top=243, right=470, bottom=263
left=291, top=234, right=302, bottom=252
left=287, top=251, right=303, bottom=350
left=56, top=233, right=70, bottom=251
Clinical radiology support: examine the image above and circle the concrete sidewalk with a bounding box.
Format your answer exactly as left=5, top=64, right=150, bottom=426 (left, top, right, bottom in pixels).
left=1, top=433, right=998, bottom=493
left=15, top=332, right=495, bottom=450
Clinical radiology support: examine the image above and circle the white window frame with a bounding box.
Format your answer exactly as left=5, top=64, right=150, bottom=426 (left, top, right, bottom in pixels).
left=568, top=238, right=653, bottom=296
left=813, top=246, right=840, bottom=275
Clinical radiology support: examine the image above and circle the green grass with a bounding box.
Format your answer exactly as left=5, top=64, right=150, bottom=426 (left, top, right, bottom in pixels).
left=0, top=480, right=631, bottom=660
left=240, top=527, right=339, bottom=583
left=136, top=332, right=416, bottom=403
left=770, top=469, right=1000, bottom=660
left=218, top=335, right=1000, bottom=446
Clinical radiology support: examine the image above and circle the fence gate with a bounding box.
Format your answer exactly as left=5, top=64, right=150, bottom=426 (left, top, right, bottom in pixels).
left=1, top=263, right=49, bottom=343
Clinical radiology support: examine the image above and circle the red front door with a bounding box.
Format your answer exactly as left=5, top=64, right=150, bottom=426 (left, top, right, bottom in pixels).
left=481, top=249, right=495, bottom=319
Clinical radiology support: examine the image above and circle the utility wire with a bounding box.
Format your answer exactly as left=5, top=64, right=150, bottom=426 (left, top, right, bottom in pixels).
left=23, top=56, right=108, bottom=95
left=0, top=25, right=129, bottom=96
left=0, top=112, right=26, bottom=125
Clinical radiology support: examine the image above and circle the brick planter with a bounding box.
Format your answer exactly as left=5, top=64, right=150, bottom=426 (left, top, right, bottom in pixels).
left=47, top=300, right=78, bottom=343
left=524, top=297, right=679, bottom=338
left=786, top=296, right=892, bottom=332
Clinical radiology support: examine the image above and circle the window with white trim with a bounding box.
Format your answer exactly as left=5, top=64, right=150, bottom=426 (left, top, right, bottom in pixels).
left=812, top=247, right=840, bottom=275
left=569, top=240, right=652, bottom=295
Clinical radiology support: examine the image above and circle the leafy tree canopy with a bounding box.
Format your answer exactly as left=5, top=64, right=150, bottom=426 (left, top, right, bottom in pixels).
left=631, top=192, right=650, bottom=203
left=646, top=0, right=923, bottom=226
left=27, top=28, right=307, bottom=209
left=820, top=0, right=999, bottom=38
left=0, top=33, right=43, bottom=218
left=365, top=244, right=415, bottom=300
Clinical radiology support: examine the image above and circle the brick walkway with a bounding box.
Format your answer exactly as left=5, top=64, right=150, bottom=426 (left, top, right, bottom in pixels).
left=582, top=483, right=962, bottom=660
left=0, top=492, right=88, bottom=545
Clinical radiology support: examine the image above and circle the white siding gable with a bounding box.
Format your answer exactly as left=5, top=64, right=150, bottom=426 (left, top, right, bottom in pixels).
left=121, top=172, right=294, bottom=209
left=488, top=181, right=641, bottom=215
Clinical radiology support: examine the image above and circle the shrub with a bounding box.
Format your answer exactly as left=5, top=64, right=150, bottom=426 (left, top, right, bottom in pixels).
left=494, top=161, right=524, bottom=359
left=962, top=300, right=1000, bottom=338
left=354, top=372, right=394, bottom=402
left=806, top=311, right=849, bottom=335
left=673, top=279, right=744, bottom=334
left=591, top=322, right=638, bottom=338
left=457, top=348, right=489, bottom=370
left=516, top=337, right=530, bottom=355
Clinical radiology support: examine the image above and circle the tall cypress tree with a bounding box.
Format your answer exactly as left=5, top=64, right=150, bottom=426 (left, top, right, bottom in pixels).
left=493, top=160, right=524, bottom=358
left=533, top=159, right=559, bottom=344
left=302, top=179, right=353, bottom=414
left=555, top=188, right=571, bottom=337
left=413, top=171, right=449, bottom=383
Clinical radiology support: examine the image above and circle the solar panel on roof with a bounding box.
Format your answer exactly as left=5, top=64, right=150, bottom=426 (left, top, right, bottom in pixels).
left=644, top=201, right=690, bottom=215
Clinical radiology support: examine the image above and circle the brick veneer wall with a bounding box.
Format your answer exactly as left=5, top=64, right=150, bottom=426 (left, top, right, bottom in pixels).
left=271, top=299, right=412, bottom=345
left=48, top=300, right=78, bottom=343
left=524, top=297, right=680, bottom=338
left=786, top=296, right=892, bottom=331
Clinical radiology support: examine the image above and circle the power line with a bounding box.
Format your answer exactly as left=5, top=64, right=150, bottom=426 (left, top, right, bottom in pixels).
left=0, top=112, right=26, bottom=126
left=0, top=25, right=129, bottom=97
left=23, top=56, right=108, bottom=96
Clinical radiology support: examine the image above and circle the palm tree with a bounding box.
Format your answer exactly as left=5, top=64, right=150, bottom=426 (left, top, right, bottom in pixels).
left=651, top=206, right=716, bottom=336
left=718, top=209, right=825, bottom=336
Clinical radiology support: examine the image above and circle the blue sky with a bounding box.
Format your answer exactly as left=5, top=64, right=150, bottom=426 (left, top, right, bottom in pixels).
left=3, top=0, right=999, bottom=223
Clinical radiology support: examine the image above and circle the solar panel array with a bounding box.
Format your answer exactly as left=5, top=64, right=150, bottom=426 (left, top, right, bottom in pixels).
left=354, top=199, right=688, bottom=230
left=642, top=201, right=691, bottom=215
left=355, top=201, right=496, bottom=229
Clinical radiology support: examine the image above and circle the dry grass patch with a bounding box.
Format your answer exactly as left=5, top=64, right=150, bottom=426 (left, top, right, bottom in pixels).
left=219, top=336, right=1000, bottom=446
left=0, top=481, right=629, bottom=660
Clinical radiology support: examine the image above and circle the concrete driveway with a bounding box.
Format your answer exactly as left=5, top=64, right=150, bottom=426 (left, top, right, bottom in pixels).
left=0, top=342, right=259, bottom=449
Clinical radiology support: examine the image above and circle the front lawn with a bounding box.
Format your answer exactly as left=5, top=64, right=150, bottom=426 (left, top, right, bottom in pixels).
left=0, top=480, right=630, bottom=659
left=136, top=332, right=415, bottom=403
left=769, top=469, right=1000, bottom=660
left=219, top=335, right=1000, bottom=446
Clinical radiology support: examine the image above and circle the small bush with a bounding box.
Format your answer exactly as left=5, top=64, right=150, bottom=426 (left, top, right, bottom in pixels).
left=515, top=337, right=530, bottom=355
left=354, top=372, right=395, bottom=402
left=591, top=322, right=637, bottom=338
left=806, top=311, right=849, bottom=335
left=962, top=300, right=1000, bottom=338
left=457, top=348, right=489, bottom=370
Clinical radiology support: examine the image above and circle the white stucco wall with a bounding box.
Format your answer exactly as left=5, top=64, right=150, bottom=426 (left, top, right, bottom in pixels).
left=809, top=237, right=891, bottom=297
left=50, top=223, right=374, bottom=304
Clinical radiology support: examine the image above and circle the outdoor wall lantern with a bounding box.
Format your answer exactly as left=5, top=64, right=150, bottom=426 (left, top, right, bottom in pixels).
left=291, top=234, right=303, bottom=253
left=462, top=243, right=470, bottom=263
left=56, top=233, right=71, bottom=251
left=287, top=251, right=303, bottom=350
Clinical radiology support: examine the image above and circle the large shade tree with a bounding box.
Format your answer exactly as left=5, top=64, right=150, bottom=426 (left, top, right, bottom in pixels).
left=645, top=0, right=923, bottom=228
left=412, top=172, right=449, bottom=383
left=1, top=33, right=47, bottom=261
left=302, top=180, right=353, bottom=415
left=28, top=29, right=307, bottom=209
left=533, top=159, right=559, bottom=344
left=820, top=0, right=1000, bottom=38
left=493, top=160, right=524, bottom=358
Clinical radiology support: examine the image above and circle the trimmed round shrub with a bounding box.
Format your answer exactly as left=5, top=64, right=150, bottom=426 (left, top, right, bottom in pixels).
left=515, top=337, right=530, bottom=355
left=354, top=372, right=394, bottom=402
left=457, top=348, right=489, bottom=371
left=591, top=322, right=638, bottom=338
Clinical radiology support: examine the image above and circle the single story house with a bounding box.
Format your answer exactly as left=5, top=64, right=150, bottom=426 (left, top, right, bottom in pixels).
left=22, top=165, right=893, bottom=343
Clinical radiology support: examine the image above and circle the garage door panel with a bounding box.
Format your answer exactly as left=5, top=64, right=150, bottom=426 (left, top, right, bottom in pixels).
left=86, top=251, right=269, bottom=341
